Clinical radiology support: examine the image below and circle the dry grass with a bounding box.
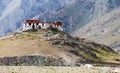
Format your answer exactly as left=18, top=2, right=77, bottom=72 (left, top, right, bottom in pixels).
left=0, top=33, right=75, bottom=62
left=0, top=37, right=58, bottom=57
left=0, top=66, right=119, bottom=73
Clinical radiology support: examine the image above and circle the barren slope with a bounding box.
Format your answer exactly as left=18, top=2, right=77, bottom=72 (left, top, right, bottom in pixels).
left=0, top=29, right=119, bottom=66
left=73, top=7, right=120, bottom=53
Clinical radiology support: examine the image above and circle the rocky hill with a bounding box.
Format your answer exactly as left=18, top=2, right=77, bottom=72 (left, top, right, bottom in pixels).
left=0, top=28, right=119, bottom=66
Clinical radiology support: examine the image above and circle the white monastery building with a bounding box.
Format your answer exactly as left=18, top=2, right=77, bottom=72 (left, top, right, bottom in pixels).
left=23, top=20, right=63, bottom=31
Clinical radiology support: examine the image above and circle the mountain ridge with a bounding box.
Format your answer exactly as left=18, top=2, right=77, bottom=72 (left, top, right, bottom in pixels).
left=73, top=7, right=120, bottom=53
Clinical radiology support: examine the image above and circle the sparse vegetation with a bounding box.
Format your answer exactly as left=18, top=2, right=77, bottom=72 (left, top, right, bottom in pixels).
left=0, top=66, right=119, bottom=73
left=0, top=28, right=119, bottom=66
left=14, top=62, right=19, bottom=66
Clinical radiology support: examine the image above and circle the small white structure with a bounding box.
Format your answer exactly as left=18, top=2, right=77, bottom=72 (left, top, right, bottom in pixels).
left=85, top=64, right=93, bottom=67
left=23, top=20, right=63, bottom=31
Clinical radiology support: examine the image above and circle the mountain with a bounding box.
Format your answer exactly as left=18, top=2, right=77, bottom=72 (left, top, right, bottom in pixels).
left=0, top=0, right=74, bottom=36
left=1, top=0, right=120, bottom=37
left=73, top=8, right=120, bottom=51
left=73, top=6, right=120, bottom=53
left=38, top=0, right=120, bottom=32
left=0, top=28, right=119, bottom=66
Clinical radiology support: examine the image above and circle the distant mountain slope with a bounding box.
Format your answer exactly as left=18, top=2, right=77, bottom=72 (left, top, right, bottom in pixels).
left=37, top=0, right=120, bottom=33
left=0, top=0, right=74, bottom=36
left=0, top=29, right=119, bottom=66
left=37, top=0, right=110, bottom=32
left=73, top=7, right=120, bottom=53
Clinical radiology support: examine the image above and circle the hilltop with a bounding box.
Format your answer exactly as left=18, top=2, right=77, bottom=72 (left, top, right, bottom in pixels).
left=0, top=28, right=119, bottom=66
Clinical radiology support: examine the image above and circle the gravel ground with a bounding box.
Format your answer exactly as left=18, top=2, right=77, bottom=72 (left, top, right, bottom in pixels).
left=0, top=66, right=120, bottom=73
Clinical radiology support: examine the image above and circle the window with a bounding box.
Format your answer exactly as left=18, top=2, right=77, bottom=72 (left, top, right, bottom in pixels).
left=42, top=23, right=44, bottom=27
left=29, top=23, right=31, bottom=26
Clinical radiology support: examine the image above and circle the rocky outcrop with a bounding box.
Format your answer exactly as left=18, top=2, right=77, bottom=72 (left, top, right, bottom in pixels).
left=39, top=29, right=116, bottom=62
left=0, top=55, right=65, bottom=66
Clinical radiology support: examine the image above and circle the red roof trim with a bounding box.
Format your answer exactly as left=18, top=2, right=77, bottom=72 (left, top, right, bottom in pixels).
left=25, top=20, right=62, bottom=26
left=25, top=20, right=39, bottom=23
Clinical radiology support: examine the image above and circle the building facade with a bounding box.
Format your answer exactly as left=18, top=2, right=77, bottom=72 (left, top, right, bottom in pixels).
left=23, top=20, right=63, bottom=31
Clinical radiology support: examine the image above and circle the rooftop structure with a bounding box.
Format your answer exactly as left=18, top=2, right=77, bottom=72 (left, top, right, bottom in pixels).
left=23, top=20, right=63, bottom=31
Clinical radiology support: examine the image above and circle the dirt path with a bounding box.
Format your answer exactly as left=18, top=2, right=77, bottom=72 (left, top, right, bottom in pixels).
left=0, top=35, right=13, bottom=40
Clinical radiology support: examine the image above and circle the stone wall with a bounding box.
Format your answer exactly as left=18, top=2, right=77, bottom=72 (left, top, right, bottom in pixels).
left=0, top=55, right=65, bottom=66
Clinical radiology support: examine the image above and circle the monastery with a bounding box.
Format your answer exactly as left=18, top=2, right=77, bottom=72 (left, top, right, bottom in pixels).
left=23, top=20, right=63, bottom=31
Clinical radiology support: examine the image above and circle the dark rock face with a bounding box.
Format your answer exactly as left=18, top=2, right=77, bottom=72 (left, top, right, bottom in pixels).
left=0, top=55, right=65, bottom=66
